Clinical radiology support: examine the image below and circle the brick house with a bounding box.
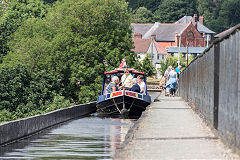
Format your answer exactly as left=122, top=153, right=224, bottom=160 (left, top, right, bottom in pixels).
left=131, top=14, right=215, bottom=58
left=175, top=14, right=215, bottom=47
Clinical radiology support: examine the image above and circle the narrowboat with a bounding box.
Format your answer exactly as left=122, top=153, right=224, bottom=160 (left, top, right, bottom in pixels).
left=96, top=68, right=151, bottom=118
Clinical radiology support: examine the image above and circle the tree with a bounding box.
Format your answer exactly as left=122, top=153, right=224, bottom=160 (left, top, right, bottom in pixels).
left=140, top=55, right=155, bottom=77
left=0, top=0, right=10, bottom=16
left=126, top=0, right=162, bottom=12
left=197, top=0, right=216, bottom=24
left=0, top=64, right=69, bottom=122
left=160, top=54, right=193, bottom=76
left=0, top=0, right=48, bottom=62
left=5, top=0, right=137, bottom=103
left=215, top=0, right=240, bottom=33
left=133, top=7, right=153, bottom=23
left=153, top=0, right=196, bottom=23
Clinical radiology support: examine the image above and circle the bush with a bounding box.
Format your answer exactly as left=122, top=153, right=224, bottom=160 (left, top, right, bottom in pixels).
left=160, top=54, right=194, bottom=75
left=0, top=64, right=69, bottom=123
left=140, top=55, right=156, bottom=77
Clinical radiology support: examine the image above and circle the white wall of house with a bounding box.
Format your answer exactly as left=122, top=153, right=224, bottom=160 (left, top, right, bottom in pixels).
left=146, top=41, right=166, bottom=68
left=136, top=42, right=167, bottom=70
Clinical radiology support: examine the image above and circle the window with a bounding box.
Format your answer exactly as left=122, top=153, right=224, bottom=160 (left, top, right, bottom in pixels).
left=187, top=31, right=194, bottom=37
left=162, top=55, right=164, bottom=60
left=157, top=54, right=160, bottom=60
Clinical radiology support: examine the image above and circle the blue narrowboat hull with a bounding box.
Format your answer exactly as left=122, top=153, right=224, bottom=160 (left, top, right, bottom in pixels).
left=96, top=91, right=151, bottom=117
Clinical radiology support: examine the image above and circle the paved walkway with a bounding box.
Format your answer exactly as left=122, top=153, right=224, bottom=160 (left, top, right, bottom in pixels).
left=115, top=94, right=240, bottom=160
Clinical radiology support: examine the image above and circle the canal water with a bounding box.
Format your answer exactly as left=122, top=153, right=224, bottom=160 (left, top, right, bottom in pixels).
left=0, top=92, right=160, bottom=160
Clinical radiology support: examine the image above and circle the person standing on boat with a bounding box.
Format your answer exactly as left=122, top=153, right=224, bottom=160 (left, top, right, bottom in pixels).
left=121, top=68, right=133, bottom=90
left=129, top=78, right=140, bottom=93
left=105, top=76, right=120, bottom=94
left=137, top=75, right=146, bottom=95
left=119, top=58, right=127, bottom=69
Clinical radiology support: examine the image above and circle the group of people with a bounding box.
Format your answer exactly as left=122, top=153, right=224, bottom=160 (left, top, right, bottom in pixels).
left=105, top=68, right=146, bottom=95
left=164, top=65, right=181, bottom=97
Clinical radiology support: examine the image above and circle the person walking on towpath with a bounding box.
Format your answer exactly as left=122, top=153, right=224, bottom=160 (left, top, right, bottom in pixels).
left=175, top=65, right=181, bottom=79
left=166, top=67, right=178, bottom=97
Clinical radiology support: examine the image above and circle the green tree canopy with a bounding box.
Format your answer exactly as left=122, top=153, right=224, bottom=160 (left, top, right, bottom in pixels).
left=5, top=0, right=137, bottom=103
left=197, top=0, right=216, bottom=26
left=126, top=0, right=162, bottom=12
left=0, top=64, right=69, bottom=122
left=216, top=0, right=240, bottom=32
left=153, top=0, right=196, bottom=23
left=133, top=7, right=153, bottom=23
left=0, top=0, right=48, bottom=62
left=140, top=55, right=155, bottom=77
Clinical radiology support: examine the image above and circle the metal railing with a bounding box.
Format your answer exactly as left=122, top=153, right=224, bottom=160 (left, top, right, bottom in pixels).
left=179, top=24, right=240, bottom=152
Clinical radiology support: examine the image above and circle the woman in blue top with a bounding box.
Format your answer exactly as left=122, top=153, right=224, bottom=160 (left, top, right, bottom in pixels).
left=166, top=67, right=178, bottom=96
left=105, top=76, right=120, bottom=94
left=129, top=78, right=140, bottom=93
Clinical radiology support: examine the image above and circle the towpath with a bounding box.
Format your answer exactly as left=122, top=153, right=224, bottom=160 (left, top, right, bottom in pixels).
left=115, top=94, right=239, bottom=159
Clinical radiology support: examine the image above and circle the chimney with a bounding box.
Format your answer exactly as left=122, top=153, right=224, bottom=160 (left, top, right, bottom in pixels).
left=189, top=18, right=192, bottom=24
left=151, top=34, right=156, bottom=41
left=175, top=32, right=179, bottom=46
left=134, top=32, right=142, bottom=39
left=199, top=16, right=204, bottom=24
left=203, top=33, right=206, bottom=47
left=193, top=14, right=198, bottom=26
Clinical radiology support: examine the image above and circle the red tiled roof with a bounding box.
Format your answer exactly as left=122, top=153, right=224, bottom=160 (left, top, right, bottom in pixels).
left=132, top=23, right=188, bottom=41
left=215, top=27, right=235, bottom=38
left=131, top=38, right=151, bottom=53
left=154, top=42, right=167, bottom=55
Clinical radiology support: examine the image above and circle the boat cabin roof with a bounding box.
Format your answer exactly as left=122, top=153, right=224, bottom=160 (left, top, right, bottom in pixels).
left=104, top=68, right=145, bottom=75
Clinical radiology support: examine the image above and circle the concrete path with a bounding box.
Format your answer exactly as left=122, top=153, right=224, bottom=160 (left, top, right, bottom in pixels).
left=115, top=94, right=240, bottom=160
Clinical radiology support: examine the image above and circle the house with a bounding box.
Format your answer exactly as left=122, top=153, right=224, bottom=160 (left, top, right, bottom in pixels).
left=132, top=21, right=205, bottom=53
left=175, top=14, right=215, bottom=47
left=131, top=33, right=167, bottom=69
left=131, top=14, right=215, bottom=60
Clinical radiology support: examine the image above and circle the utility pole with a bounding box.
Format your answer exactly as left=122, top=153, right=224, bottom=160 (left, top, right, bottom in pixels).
left=178, top=35, right=181, bottom=67
left=206, top=34, right=209, bottom=48
left=186, top=42, right=189, bottom=66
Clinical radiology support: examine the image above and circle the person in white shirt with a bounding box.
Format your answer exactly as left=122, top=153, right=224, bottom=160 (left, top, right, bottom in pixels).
left=137, top=75, right=146, bottom=95
left=121, top=69, right=133, bottom=89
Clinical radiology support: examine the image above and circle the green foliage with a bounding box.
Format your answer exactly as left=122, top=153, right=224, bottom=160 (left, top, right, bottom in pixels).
left=133, top=7, right=153, bottom=23
left=0, top=109, right=14, bottom=122
left=0, top=0, right=10, bottom=16
left=0, top=0, right=48, bottom=62
left=215, top=0, right=240, bottom=32
left=160, top=54, right=194, bottom=76
left=0, top=64, right=70, bottom=123
left=5, top=0, right=136, bottom=104
left=197, top=0, right=216, bottom=26
left=139, top=55, right=155, bottom=77
left=153, top=0, right=196, bottom=23
left=126, top=0, right=162, bottom=12
left=43, top=0, right=57, bottom=4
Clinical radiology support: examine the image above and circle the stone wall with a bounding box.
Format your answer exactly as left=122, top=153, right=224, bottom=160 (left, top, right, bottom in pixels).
left=0, top=102, right=96, bottom=146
